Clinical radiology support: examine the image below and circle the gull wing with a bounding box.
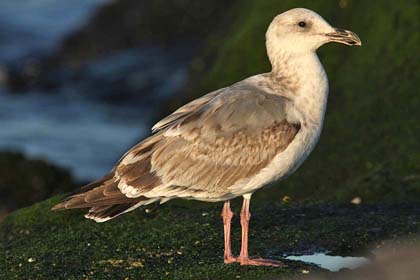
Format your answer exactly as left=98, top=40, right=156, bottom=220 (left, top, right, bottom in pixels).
left=53, top=81, right=300, bottom=221
left=117, top=81, right=300, bottom=200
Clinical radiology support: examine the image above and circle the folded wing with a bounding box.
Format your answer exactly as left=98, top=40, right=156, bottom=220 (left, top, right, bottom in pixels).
left=118, top=82, right=300, bottom=200
left=52, top=81, right=300, bottom=221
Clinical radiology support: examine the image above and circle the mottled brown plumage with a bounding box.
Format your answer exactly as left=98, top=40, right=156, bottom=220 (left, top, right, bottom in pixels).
left=52, top=82, right=300, bottom=219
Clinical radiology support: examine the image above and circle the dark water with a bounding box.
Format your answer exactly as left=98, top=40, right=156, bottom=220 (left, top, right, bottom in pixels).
left=0, top=0, right=189, bottom=180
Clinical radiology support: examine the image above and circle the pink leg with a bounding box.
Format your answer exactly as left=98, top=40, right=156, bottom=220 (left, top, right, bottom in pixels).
left=221, top=200, right=236, bottom=263
left=237, top=195, right=285, bottom=267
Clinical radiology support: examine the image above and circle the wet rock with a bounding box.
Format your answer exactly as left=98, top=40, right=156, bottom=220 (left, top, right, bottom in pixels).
left=66, top=46, right=192, bottom=105
left=305, top=242, right=420, bottom=280
left=2, top=57, right=58, bottom=92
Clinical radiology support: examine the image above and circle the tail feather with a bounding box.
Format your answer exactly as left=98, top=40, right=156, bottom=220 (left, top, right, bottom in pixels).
left=51, top=173, right=160, bottom=222
left=52, top=174, right=113, bottom=210
left=72, top=173, right=114, bottom=196
left=84, top=202, right=140, bottom=222
left=84, top=198, right=160, bottom=222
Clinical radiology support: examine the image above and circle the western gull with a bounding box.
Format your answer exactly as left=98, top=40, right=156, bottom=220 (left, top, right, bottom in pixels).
left=53, top=8, right=361, bottom=267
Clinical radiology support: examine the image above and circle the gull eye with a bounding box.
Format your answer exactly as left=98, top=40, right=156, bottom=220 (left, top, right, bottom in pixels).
left=298, top=21, right=306, bottom=28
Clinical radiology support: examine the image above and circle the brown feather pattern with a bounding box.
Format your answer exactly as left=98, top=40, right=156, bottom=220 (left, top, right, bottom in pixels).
left=52, top=81, right=300, bottom=221
left=116, top=83, right=300, bottom=200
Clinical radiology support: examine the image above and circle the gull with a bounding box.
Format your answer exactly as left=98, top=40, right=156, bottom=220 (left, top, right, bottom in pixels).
left=52, top=8, right=361, bottom=267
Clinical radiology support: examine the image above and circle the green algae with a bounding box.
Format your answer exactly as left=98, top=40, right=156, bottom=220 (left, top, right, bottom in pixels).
left=2, top=197, right=420, bottom=279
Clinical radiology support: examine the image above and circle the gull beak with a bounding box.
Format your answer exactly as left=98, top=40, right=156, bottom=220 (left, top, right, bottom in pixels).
left=325, top=28, right=362, bottom=46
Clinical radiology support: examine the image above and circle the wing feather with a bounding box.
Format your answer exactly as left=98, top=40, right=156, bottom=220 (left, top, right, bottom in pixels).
left=116, top=81, right=300, bottom=201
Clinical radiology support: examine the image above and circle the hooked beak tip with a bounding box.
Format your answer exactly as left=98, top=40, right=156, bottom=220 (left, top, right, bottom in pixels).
left=326, top=28, right=362, bottom=46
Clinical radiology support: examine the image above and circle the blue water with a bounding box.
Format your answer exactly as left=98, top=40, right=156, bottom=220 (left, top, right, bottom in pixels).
left=0, top=88, right=147, bottom=179
left=0, top=0, right=108, bottom=63
left=0, top=0, right=189, bottom=180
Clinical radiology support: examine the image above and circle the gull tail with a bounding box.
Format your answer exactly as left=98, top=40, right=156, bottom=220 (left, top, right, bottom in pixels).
left=51, top=173, right=157, bottom=222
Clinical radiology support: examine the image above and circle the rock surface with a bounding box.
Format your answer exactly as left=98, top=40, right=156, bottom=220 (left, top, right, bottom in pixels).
left=0, top=152, right=75, bottom=217
left=1, top=199, right=420, bottom=279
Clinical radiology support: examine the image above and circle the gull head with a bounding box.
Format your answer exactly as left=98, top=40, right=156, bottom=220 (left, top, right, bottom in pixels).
left=266, top=8, right=361, bottom=56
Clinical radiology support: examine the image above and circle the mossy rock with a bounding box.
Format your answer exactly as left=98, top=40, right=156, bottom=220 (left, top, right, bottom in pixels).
left=2, top=197, right=420, bottom=279
left=0, top=152, right=75, bottom=215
